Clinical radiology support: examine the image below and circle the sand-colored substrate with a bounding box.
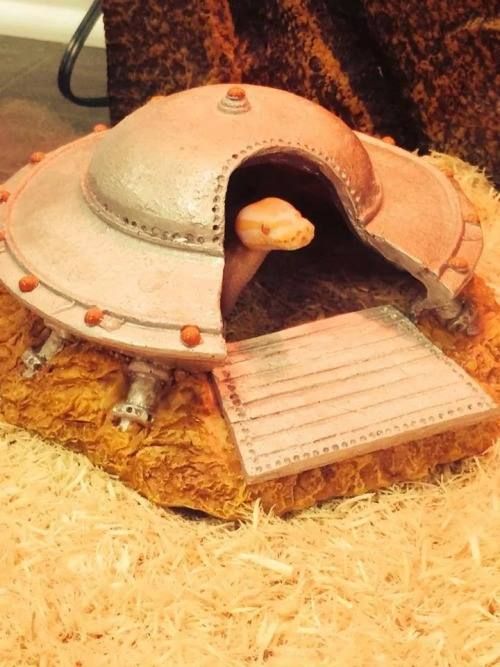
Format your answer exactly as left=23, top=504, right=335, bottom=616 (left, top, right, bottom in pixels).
left=1, top=425, right=499, bottom=665
left=0, top=154, right=498, bottom=665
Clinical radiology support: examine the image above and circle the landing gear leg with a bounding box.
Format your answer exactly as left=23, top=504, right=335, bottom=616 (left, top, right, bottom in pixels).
left=111, top=360, right=172, bottom=431
left=411, top=294, right=478, bottom=336
left=21, top=327, right=72, bottom=378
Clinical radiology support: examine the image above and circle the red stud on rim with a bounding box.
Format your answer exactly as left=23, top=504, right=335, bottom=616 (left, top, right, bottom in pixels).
left=29, top=151, right=45, bottom=164
left=84, top=307, right=105, bottom=326
left=19, top=275, right=39, bottom=292
left=180, top=325, right=202, bottom=347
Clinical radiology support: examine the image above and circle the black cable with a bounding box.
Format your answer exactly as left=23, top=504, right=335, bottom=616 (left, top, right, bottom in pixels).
left=57, top=0, right=109, bottom=107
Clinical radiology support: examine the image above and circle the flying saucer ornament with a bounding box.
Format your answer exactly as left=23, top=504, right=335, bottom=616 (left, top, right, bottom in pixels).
left=0, top=84, right=484, bottom=433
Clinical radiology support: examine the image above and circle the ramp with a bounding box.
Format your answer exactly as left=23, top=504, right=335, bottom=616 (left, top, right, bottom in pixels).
left=213, top=306, right=499, bottom=483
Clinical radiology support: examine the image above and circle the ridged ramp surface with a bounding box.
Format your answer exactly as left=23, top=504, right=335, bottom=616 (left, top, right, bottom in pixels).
left=214, top=306, right=499, bottom=483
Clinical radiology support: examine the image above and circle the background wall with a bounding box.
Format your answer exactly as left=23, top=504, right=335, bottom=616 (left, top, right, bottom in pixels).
left=0, top=0, right=105, bottom=47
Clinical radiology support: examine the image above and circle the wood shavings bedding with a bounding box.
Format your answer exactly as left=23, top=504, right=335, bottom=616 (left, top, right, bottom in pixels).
left=0, top=153, right=498, bottom=665
left=0, top=426, right=498, bottom=666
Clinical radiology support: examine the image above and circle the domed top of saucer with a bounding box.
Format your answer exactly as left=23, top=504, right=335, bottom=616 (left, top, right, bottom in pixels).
left=83, top=84, right=383, bottom=257
left=0, top=84, right=479, bottom=368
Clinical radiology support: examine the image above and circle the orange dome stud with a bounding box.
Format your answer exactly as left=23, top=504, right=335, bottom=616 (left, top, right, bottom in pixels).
left=447, top=256, right=470, bottom=273
left=180, top=325, right=202, bottom=347
left=93, top=123, right=109, bottom=133
left=29, top=151, right=45, bottom=164
left=382, top=136, right=396, bottom=145
left=226, top=86, right=246, bottom=101
left=19, top=275, right=39, bottom=292
left=0, top=190, right=10, bottom=203
left=84, top=307, right=105, bottom=326
left=441, top=167, right=455, bottom=178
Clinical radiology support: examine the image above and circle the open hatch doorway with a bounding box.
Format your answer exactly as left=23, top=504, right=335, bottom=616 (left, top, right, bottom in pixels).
left=222, top=155, right=423, bottom=342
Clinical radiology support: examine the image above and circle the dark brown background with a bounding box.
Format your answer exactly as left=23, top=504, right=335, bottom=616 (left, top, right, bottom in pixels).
left=102, top=0, right=499, bottom=182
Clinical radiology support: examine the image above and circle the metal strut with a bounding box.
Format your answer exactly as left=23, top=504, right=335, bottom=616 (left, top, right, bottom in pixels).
left=111, top=360, right=172, bottom=431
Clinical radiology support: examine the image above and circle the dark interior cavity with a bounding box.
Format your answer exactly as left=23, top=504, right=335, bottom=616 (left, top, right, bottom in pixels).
left=223, top=157, right=422, bottom=341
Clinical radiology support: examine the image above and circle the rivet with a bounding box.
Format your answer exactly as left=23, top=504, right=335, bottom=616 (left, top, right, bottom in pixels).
left=219, top=87, right=250, bottom=114
left=84, top=307, right=104, bottom=326
left=226, top=86, right=246, bottom=101
left=382, top=136, right=396, bottom=145
left=29, top=151, right=45, bottom=164
left=93, top=123, right=109, bottom=133
left=447, top=256, right=470, bottom=273
left=180, top=325, right=201, bottom=348
left=0, top=190, right=10, bottom=203
left=19, top=275, right=39, bottom=292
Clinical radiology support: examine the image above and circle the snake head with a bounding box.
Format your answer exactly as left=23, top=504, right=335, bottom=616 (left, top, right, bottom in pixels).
left=235, top=197, right=315, bottom=251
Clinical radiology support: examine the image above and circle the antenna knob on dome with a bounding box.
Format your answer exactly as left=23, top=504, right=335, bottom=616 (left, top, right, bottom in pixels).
left=218, top=86, right=251, bottom=114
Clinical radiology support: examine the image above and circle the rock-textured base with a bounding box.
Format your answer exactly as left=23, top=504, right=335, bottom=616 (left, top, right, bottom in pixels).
left=0, top=275, right=497, bottom=519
